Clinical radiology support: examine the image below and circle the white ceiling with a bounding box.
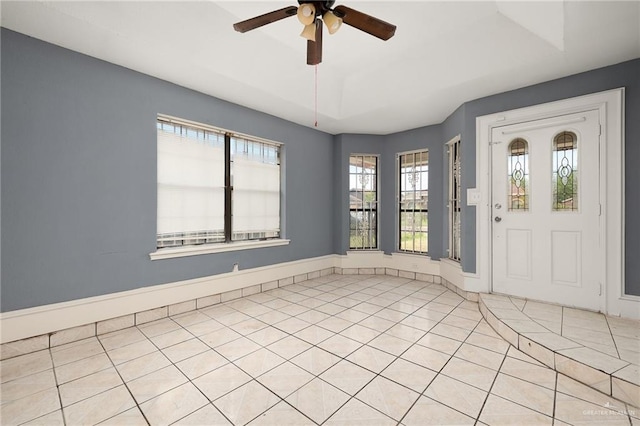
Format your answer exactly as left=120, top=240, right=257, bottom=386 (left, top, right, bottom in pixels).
left=2, top=1, right=639, bottom=134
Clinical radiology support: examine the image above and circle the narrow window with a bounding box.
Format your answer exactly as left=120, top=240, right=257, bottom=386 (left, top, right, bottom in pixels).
left=349, top=155, right=378, bottom=249
left=508, top=138, right=529, bottom=211
left=448, top=138, right=462, bottom=261
left=552, top=131, right=578, bottom=211
left=156, top=116, right=282, bottom=249
left=398, top=150, right=429, bottom=253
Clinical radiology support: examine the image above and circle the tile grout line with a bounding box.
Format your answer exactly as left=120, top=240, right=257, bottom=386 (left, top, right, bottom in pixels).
left=96, top=332, right=152, bottom=425
left=552, top=369, right=559, bottom=424
left=394, top=296, right=476, bottom=425
left=471, top=342, right=509, bottom=425
left=264, top=275, right=448, bottom=424
left=49, top=347, right=67, bottom=426
left=246, top=276, right=390, bottom=425
left=104, top=315, right=231, bottom=424
left=603, top=313, right=624, bottom=361
left=200, top=276, right=368, bottom=424
left=313, top=278, right=436, bottom=425
left=13, top=274, right=625, bottom=425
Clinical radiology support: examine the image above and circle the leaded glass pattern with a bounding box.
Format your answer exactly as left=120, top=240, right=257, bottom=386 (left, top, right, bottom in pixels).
left=553, top=131, right=578, bottom=211
left=349, top=155, right=378, bottom=249
left=508, top=138, right=529, bottom=211
left=448, top=139, right=461, bottom=261
left=399, top=150, right=429, bottom=253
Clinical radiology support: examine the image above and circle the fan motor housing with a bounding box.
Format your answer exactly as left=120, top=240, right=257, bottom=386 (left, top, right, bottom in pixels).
left=297, top=1, right=336, bottom=15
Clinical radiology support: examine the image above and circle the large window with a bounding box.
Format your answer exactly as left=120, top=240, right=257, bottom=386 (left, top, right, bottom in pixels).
left=398, top=150, right=429, bottom=253
left=448, top=137, right=461, bottom=261
left=156, top=116, right=281, bottom=249
left=349, top=155, right=378, bottom=250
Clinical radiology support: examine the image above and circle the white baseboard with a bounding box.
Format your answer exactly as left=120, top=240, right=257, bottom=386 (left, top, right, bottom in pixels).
left=0, top=255, right=337, bottom=345
left=0, top=251, right=475, bottom=352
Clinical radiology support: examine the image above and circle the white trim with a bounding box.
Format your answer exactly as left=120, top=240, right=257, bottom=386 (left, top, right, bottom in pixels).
left=476, top=88, right=632, bottom=318
left=150, top=239, right=290, bottom=260
left=0, top=252, right=473, bottom=346
left=0, top=254, right=334, bottom=343
left=387, top=252, right=440, bottom=276
left=446, top=135, right=462, bottom=261
left=440, top=258, right=464, bottom=288
left=348, top=153, right=380, bottom=251
left=395, top=148, right=430, bottom=255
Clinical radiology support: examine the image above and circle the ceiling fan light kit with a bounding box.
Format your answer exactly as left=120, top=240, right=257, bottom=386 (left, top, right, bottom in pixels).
left=297, top=3, right=316, bottom=25
left=322, top=10, right=342, bottom=34
left=233, top=1, right=396, bottom=65
left=300, top=22, right=317, bottom=41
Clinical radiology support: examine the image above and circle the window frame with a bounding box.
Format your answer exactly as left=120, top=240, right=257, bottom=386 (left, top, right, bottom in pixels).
left=552, top=131, right=579, bottom=212
left=348, top=154, right=379, bottom=250
left=397, top=149, right=429, bottom=254
left=447, top=136, right=462, bottom=262
left=151, top=115, right=288, bottom=260
left=507, top=137, right=530, bottom=211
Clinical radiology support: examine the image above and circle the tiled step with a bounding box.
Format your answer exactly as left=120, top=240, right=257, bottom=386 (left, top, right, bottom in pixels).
left=479, top=293, right=640, bottom=407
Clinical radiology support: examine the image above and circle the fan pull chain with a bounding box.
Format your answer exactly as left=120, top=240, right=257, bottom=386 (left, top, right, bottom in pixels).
left=314, top=64, right=318, bottom=127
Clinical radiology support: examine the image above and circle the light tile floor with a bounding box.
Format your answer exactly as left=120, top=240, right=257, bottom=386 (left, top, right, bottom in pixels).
left=1, top=274, right=638, bottom=425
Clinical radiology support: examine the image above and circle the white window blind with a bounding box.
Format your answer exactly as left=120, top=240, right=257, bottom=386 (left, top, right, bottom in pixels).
left=231, top=137, right=281, bottom=241
left=156, top=117, right=282, bottom=249
left=157, top=121, right=225, bottom=247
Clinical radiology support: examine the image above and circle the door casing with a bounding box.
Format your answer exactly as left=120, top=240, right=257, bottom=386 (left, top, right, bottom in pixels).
left=474, top=88, right=630, bottom=317
left=490, top=110, right=602, bottom=311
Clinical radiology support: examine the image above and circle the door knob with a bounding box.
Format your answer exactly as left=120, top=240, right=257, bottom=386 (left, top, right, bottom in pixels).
left=494, top=216, right=502, bottom=222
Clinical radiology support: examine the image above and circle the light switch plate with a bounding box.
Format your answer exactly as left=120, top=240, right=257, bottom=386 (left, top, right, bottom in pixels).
left=467, top=188, right=481, bottom=205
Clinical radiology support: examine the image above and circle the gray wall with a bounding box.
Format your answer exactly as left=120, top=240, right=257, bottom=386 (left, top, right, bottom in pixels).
left=1, top=29, right=335, bottom=311
left=2, top=28, right=639, bottom=313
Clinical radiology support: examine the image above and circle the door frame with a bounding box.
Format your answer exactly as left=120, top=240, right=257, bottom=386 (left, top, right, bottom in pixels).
left=474, top=88, right=630, bottom=317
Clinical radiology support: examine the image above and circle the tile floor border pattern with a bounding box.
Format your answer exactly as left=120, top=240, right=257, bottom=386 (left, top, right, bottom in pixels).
left=479, top=293, right=640, bottom=408
left=1, top=273, right=638, bottom=425
left=0, top=267, right=462, bottom=361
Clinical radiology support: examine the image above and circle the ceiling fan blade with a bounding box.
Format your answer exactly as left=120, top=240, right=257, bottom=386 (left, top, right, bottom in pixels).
left=307, top=20, right=323, bottom=65
left=233, top=6, right=298, bottom=33
left=333, top=5, right=396, bottom=40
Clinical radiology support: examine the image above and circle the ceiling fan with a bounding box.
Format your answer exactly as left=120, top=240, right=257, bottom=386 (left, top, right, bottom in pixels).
left=233, top=1, right=396, bottom=65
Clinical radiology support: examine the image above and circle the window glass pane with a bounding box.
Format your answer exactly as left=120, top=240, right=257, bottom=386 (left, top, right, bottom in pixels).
left=232, top=137, right=281, bottom=241
left=448, top=140, right=461, bottom=261
left=508, top=138, right=529, bottom=211
left=156, top=118, right=282, bottom=249
left=552, top=131, right=578, bottom=211
left=398, top=150, right=429, bottom=254
left=157, top=122, right=225, bottom=248
left=350, top=155, right=377, bottom=249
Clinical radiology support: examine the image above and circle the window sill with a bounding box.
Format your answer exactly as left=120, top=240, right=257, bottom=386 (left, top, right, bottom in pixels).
left=149, top=239, right=290, bottom=261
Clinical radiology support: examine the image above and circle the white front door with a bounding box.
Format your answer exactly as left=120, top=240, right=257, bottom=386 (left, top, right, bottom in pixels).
left=491, top=110, right=602, bottom=311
